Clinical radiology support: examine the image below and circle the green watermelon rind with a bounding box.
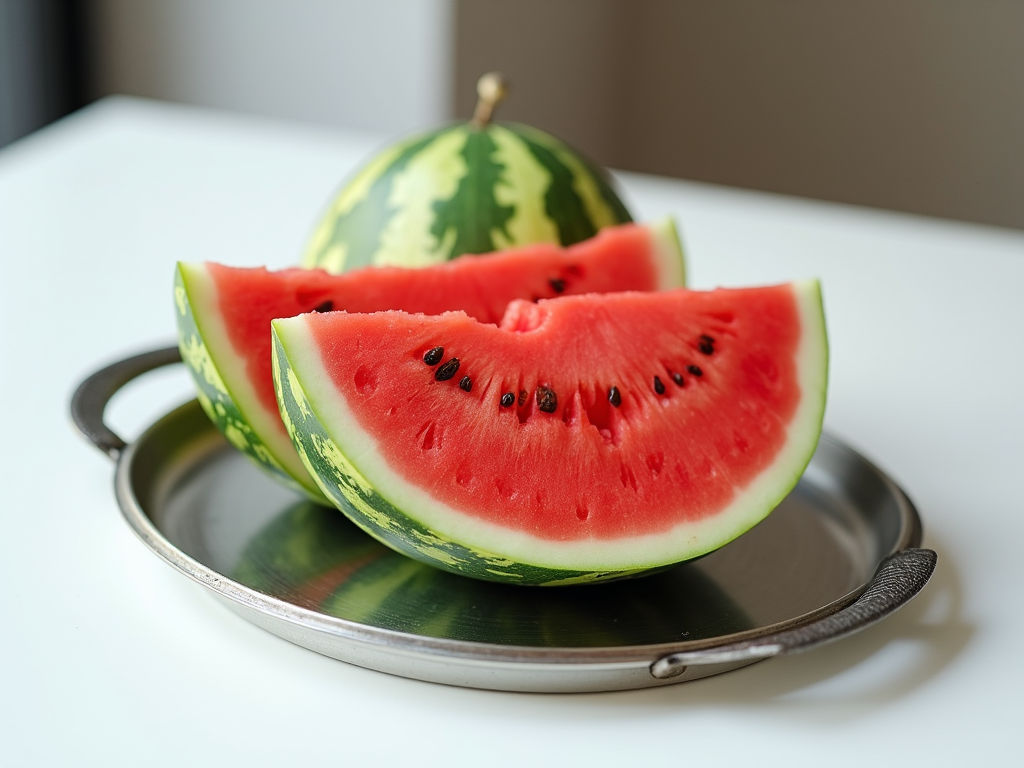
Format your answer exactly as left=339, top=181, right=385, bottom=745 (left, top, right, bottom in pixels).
left=271, top=281, right=829, bottom=586
left=175, top=265, right=329, bottom=503
left=301, top=122, right=634, bottom=274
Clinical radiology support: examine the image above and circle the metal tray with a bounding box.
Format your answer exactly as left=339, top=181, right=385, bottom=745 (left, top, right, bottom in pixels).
left=72, top=347, right=936, bottom=693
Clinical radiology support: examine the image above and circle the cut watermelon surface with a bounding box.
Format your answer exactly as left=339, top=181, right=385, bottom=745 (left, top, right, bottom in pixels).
left=175, top=219, right=685, bottom=501
left=272, top=282, right=828, bottom=585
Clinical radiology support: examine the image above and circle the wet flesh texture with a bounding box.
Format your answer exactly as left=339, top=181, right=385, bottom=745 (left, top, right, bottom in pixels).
left=307, top=286, right=803, bottom=541
left=213, top=224, right=663, bottom=429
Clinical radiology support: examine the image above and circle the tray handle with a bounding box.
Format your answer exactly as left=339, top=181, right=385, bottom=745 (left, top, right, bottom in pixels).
left=71, top=346, right=183, bottom=460
left=650, top=547, right=937, bottom=679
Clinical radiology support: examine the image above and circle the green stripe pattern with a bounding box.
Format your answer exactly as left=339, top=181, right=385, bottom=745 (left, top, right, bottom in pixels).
left=303, top=122, right=633, bottom=273
left=175, top=267, right=328, bottom=503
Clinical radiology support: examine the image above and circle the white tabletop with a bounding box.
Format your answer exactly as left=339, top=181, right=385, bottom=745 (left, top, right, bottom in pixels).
left=2, top=97, right=1022, bottom=766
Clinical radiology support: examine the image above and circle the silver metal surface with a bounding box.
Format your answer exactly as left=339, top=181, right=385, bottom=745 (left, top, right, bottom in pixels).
left=73, top=347, right=936, bottom=693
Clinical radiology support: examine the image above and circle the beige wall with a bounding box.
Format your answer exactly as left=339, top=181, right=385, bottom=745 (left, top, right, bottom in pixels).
left=92, top=0, right=453, bottom=136
left=456, top=1, right=1024, bottom=230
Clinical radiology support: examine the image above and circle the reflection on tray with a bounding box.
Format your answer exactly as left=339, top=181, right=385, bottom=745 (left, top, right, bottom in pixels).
left=232, top=502, right=753, bottom=647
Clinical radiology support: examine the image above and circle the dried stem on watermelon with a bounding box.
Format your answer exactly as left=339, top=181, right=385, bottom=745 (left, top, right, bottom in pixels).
left=471, top=72, right=509, bottom=129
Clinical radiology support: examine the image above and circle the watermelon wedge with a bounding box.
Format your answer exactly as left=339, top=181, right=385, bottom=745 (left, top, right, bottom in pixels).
left=272, top=282, right=828, bottom=585
left=175, top=219, right=685, bottom=502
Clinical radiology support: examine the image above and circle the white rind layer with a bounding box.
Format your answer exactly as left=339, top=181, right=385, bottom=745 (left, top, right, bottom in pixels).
left=275, top=280, right=828, bottom=572
left=649, top=217, right=687, bottom=290
left=179, top=263, right=318, bottom=491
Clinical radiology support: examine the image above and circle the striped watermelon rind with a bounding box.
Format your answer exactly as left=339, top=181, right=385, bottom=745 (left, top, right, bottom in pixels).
left=271, top=281, right=829, bottom=586
left=175, top=266, right=328, bottom=501
left=302, top=122, right=633, bottom=273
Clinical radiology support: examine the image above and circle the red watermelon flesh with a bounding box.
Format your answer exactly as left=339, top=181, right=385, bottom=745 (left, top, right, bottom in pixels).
left=271, top=282, right=827, bottom=581
left=212, top=221, right=682, bottom=426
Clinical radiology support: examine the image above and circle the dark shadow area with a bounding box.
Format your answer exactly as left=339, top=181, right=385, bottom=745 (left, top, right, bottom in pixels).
left=0, top=0, right=92, bottom=148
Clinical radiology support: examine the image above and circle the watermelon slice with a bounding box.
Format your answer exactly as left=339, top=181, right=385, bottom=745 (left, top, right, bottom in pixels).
left=175, top=219, right=685, bottom=502
left=271, top=282, right=828, bottom=585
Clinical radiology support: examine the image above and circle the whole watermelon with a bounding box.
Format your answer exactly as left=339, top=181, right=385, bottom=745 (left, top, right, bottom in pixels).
left=303, top=75, right=633, bottom=273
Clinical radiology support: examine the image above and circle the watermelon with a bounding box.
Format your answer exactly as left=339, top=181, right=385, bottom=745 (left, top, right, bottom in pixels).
left=175, top=220, right=685, bottom=502
left=302, top=76, right=631, bottom=272
left=271, top=282, right=828, bottom=585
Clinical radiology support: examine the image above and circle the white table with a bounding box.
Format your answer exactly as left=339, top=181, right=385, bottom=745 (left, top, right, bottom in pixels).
left=3, top=97, right=1022, bottom=766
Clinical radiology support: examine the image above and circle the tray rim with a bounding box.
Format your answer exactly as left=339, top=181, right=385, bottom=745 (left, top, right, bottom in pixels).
left=115, top=397, right=924, bottom=667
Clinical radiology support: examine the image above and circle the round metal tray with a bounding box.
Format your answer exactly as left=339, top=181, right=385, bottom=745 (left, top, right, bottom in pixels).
left=72, top=347, right=936, bottom=693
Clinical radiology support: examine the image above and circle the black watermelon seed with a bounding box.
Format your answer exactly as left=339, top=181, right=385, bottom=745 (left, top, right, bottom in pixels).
left=459, top=376, right=472, bottom=392
left=435, top=358, right=460, bottom=381
left=536, top=386, right=558, bottom=413
left=653, top=376, right=666, bottom=395
left=313, top=300, right=333, bottom=313
left=699, top=335, right=715, bottom=355
left=548, top=277, right=566, bottom=294
left=423, top=346, right=443, bottom=365
left=608, top=386, right=622, bottom=407
left=518, top=390, right=527, bottom=406
left=687, top=364, right=703, bottom=377
left=671, top=371, right=685, bottom=387
left=501, top=392, right=515, bottom=407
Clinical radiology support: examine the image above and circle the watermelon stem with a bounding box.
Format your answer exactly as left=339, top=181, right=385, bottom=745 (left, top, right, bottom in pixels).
left=471, top=72, right=509, bottom=129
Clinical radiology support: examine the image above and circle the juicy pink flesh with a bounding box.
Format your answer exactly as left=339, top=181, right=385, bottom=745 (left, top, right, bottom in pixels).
left=306, top=286, right=803, bottom=541
left=210, top=223, right=661, bottom=429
